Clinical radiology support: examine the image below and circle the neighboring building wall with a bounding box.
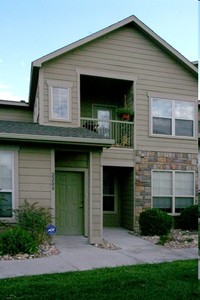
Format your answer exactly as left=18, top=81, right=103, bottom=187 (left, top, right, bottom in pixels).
left=135, top=150, right=198, bottom=230
left=18, top=146, right=52, bottom=208
left=0, top=107, right=32, bottom=122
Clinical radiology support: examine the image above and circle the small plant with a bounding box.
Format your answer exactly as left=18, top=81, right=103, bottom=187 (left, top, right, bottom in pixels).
left=156, top=234, right=170, bottom=245
left=178, top=205, right=198, bottom=230
left=14, top=200, right=52, bottom=246
left=116, top=107, right=134, bottom=116
left=0, top=226, right=37, bottom=255
left=185, top=238, right=194, bottom=243
left=139, top=208, right=173, bottom=236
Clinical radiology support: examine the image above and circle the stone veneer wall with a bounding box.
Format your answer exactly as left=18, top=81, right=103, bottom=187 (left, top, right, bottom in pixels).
left=135, top=150, right=198, bottom=231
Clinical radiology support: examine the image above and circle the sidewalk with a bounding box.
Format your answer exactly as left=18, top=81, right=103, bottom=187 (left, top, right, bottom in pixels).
left=0, top=228, right=198, bottom=279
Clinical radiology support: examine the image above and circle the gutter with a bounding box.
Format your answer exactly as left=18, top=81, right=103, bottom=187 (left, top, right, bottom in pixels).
left=0, top=133, right=114, bottom=148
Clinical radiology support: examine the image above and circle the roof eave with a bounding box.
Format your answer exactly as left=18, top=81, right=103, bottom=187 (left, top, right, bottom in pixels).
left=0, top=100, right=29, bottom=107
left=0, top=133, right=114, bottom=148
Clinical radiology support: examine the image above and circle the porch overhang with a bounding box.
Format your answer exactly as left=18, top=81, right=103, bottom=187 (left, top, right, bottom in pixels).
left=0, top=120, right=114, bottom=148
left=0, top=132, right=114, bottom=148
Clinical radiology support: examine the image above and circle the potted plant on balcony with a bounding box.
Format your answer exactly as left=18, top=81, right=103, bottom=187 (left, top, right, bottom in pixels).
left=116, top=107, right=134, bottom=120
left=116, top=95, right=134, bottom=121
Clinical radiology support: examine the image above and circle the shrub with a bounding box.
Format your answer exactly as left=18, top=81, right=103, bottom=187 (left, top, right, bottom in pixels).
left=178, top=205, right=198, bottom=230
left=139, top=208, right=173, bottom=236
left=14, top=200, right=51, bottom=246
left=0, top=227, right=37, bottom=255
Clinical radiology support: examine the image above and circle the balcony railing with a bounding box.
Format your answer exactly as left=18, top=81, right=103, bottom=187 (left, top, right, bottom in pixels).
left=81, top=117, right=134, bottom=148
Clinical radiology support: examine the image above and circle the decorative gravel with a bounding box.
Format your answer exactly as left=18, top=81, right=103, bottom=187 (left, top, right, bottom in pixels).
left=0, top=241, right=60, bottom=261
left=135, top=229, right=198, bottom=249
left=0, top=230, right=198, bottom=259
left=94, top=239, right=121, bottom=250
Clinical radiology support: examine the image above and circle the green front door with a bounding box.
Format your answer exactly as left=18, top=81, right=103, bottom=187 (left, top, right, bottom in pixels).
left=55, top=171, right=84, bottom=235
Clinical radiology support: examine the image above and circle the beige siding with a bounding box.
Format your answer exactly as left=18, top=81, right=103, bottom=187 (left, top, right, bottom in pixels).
left=89, top=151, right=102, bottom=244
left=55, top=151, right=88, bottom=168
left=0, top=107, right=32, bottom=122
left=102, top=148, right=135, bottom=166
left=19, top=146, right=51, bottom=208
left=40, top=24, right=197, bottom=152
left=120, top=168, right=134, bottom=230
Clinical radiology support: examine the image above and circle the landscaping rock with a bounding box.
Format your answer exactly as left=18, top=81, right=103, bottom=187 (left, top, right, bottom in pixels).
left=133, top=229, right=198, bottom=249
left=94, top=239, right=121, bottom=250
left=0, top=242, right=60, bottom=261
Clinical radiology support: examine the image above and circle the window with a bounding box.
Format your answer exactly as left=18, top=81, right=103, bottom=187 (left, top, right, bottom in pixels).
left=152, top=170, right=195, bottom=214
left=51, top=87, right=69, bottom=120
left=103, top=168, right=117, bottom=213
left=48, top=80, right=72, bottom=122
left=0, top=151, right=14, bottom=218
left=151, top=98, right=195, bottom=137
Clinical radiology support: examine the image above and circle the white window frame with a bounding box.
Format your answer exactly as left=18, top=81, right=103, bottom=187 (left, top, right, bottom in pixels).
left=103, top=171, right=118, bottom=214
left=47, top=80, right=73, bottom=122
left=0, top=148, right=18, bottom=221
left=150, top=97, right=195, bottom=138
left=151, top=170, right=195, bottom=215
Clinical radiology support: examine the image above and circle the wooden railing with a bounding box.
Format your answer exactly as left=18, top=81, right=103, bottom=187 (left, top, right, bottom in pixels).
left=81, top=118, right=134, bottom=148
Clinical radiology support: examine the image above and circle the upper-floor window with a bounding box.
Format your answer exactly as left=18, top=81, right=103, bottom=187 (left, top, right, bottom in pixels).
left=51, top=87, right=69, bottom=120
left=0, top=151, right=14, bottom=218
left=151, top=98, right=195, bottom=137
left=47, top=80, right=73, bottom=122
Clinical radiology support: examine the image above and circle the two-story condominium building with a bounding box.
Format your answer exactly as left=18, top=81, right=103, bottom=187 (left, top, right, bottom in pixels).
left=0, top=16, right=198, bottom=244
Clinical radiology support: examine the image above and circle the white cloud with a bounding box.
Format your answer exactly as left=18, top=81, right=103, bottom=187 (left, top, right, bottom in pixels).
left=0, top=90, right=27, bottom=102
left=0, top=59, right=3, bottom=63
left=0, top=84, right=10, bottom=89
left=0, top=83, right=27, bottom=101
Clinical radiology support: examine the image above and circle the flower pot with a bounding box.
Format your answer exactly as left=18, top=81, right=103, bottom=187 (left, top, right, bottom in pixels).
left=122, top=113, right=130, bottom=120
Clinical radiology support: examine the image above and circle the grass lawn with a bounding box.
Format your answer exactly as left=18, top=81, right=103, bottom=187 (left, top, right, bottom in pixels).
left=0, top=259, right=199, bottom=300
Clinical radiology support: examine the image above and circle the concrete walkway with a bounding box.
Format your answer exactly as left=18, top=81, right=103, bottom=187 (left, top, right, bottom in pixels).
left=0, top=228, right=198, bottom=279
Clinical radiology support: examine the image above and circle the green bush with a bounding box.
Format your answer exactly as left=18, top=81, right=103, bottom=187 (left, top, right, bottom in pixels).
left=0, top=227, right=37, bottom=255
left=178, top=205, right=198, bottom=230
left=14, top=200, right=51, bottom=245
left=139, top=208, right=173, bottom=236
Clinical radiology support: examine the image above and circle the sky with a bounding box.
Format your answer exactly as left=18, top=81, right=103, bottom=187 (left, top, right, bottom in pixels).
left=0, top=0, right=198, bottom=102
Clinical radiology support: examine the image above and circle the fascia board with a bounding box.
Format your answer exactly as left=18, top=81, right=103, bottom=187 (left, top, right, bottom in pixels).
left=0, top=133, right=114, bottom=147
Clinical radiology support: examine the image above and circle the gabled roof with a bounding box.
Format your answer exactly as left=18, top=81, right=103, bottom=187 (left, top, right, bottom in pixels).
left=32, top=15, right=197, bottom=72
left=0, top=120, right=114, bottom=147
left=29, top=15, right=198, bottom=106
